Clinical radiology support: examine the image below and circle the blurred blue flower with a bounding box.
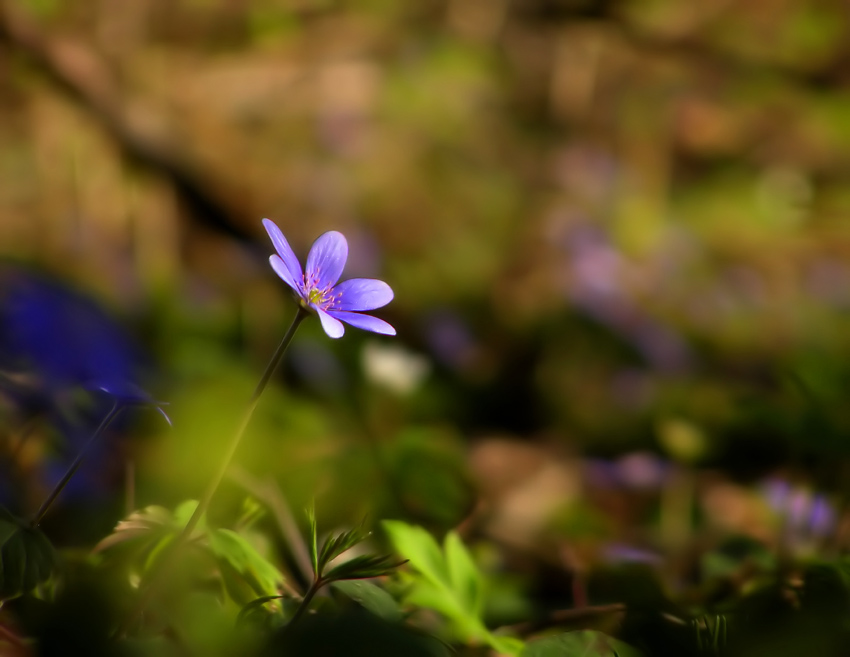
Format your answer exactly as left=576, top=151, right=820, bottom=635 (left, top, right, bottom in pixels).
left=0, top=268, right=165, bottom=509
left=0, top=269, right=141, bottom=399
left=263, top=219, right=395, bottom=339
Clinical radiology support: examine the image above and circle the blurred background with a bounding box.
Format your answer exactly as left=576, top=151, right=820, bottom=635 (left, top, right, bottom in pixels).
left=1, top=0, right=850, bottom=626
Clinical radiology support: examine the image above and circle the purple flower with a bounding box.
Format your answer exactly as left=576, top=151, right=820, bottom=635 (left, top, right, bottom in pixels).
left=263, top=219, right=395, bottom=339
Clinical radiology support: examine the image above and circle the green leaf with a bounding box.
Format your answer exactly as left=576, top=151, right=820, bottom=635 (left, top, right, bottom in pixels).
left=173, top=500, right=202, bottom=529
left=92, top=505, right=174, bottom=553
left=332, top=579, right=404, bottom=622
left=207, top=528, right=284, bottom=598
left=0, top=507, right=56, bottom=600
left=444, top=531, right=483, bottom=616
left=307, top=506, right=318, bottom=577
left=382, top=520, right=521, bottom=654
left=382, top=521, right=449, bottom=588
left=490, top=635, right=526, bottom=656
left=93, top=501, right=204, bottom=555
left=521, top=631, right=642, bottom=657
left=236, top=594, right=286, bottom=627
left=93, top=503, right=199, bottom=580
left=318, top=524, right=370, bottom=576
left=324, top=554, right=406, bottom=582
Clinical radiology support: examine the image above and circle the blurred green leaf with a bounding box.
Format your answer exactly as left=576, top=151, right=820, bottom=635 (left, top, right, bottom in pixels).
left=383, top=520, right=522, bottom=654
left=444, top=530, right=483, bottom=616
left=382, top=521, right=448, bottom=588
left=521, top=630, right=642, bottom=657
left=236, top=593, right=286, bottom=628
left=92, top=505, right=173, bottom=554
left=386, top=427, right=472, bottom=529
left=332, top=580, right=404, bottom=622
left=173, top=500, right=202, bottom=529
left=208, top=528, right=284, bottom=599
left=93, top=501, right=205, bottom=580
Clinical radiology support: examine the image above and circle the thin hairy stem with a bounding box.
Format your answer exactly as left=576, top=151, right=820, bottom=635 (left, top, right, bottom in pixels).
left=117, top=307, right=308, bottom=635
left=31, top=400, right=122, bottom=527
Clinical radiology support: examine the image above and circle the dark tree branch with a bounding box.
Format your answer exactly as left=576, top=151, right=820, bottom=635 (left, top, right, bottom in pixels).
left=0, top=1, right=253, bottom=243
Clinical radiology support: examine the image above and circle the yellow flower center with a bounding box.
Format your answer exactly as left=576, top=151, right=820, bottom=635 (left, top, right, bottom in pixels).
left=307, top=287, right=330, bottom=307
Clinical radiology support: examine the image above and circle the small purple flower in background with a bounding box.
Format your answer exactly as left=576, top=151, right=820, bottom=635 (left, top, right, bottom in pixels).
left=760, top=478, right=838, bottom=545
left=263, top=219, right=395, bottom=339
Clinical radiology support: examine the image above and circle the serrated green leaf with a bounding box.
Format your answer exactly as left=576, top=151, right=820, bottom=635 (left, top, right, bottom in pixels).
left=324, top=553, right=405, bottom=582
left=382, top=521, right=449, bottom=587
left=208, top=528, right=284, bottom=598
left=93, top=501, right=205, bottom=557
left=521, top=631, right=642, bottom=657
left=445, top=531, right=483, bottom=615
left=92, top=505, right=173, bottom=553
left=332, top=580, right=404, bottom=622
left=217, top=558, right=262, bottom=607
left=318, top=525, right=370, bottom=575
left=383, top=520, right=520, bottom=652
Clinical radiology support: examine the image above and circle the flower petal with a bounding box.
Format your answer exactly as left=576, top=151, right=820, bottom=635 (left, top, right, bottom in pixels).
left=270, top=255, right=302, bottom=293
left=316, top=307, right=345, bottom=338
left=327, top=310, right=396, bottom=336
left=332, top=279, right=394, bottom=311
left=263, top=219, right=303, bottom=285
left=306, top=231, right=348, bottom=290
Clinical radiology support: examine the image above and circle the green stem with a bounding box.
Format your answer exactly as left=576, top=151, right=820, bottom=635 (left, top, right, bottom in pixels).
left=175, top=307, right=308, bottom=544
left=117, top=307, right=308, bottom=635
left=288, top=577, right=324, bottom=627
left=31, top=400, right=122, bottom=527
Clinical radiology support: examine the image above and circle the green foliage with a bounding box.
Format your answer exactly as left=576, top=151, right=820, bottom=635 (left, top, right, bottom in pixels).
left=383, top=520, right=524, bottom=655
left=236, top=593, right=288, bottom=629
left=314, top=520, right=369, bottom=578
left=307, top=510, right=404, bottom=583
left=95, top=500, right=282, bottom=609
left=331, top=580, right=404, bottom=623
left=9, top=0, right=850, bottom=653
left=93, top=502, right=202, bottom=572
left=384, top=427, right=473, bottom=529
left=324, top=553, right=405, bottom=582
left=0, top=507, right=55, bottom=601
left=692, top=616, right=727, bottom=655
left=208, top=528, right=284, bottom=603
left=265, top=605, right=451, bottom=657
left=522, top=631, right=643, bottom=657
